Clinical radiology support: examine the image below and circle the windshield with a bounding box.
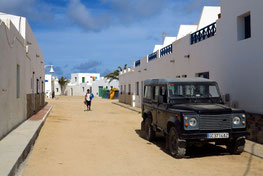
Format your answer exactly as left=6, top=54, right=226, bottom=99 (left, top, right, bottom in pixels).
left=168, top=83, right=220, bottom=98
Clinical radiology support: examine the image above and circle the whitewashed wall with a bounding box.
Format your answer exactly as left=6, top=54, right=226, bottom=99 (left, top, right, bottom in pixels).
left=0, top=13, right=45, bottom=139
left=120, top=1, right=263, bottom=114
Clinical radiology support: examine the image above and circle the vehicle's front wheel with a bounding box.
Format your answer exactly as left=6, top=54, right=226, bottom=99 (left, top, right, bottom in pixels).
left=168, top=127, right=186, bottom=158
left=144, top=118, right=155, bottom=141
left=226, top=137, right=245, bottom=155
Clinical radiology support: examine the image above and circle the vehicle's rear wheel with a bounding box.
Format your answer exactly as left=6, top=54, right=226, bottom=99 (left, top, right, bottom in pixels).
left=144, top=118, right=155, bottom=141
left=226, top=137, right=245, bottom=155
left=168, top=127, right=186, bottom=158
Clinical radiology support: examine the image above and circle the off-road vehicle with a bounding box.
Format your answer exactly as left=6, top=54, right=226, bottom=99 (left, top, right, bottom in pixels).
left=141, top=78, right=249, bottom=158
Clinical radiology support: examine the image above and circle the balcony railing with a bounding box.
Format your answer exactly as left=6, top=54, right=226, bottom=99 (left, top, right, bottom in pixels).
left=191, top=22, right=216, bottom=45
left=160, top=44, right=173, bottom=57
left=148, top=52, right=157, bottom=62
left=135, top=60, right=141, bottom=67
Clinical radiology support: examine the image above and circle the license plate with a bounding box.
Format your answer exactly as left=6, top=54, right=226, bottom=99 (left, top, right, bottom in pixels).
left=207, top=133, right=229, bottom=139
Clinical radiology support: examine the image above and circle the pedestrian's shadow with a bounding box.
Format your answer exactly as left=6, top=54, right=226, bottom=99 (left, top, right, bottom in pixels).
left=135, top=129, right=229, bottom=158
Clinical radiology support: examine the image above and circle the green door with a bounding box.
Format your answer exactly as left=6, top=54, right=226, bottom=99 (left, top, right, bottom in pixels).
left=98, top=86, right=103, bottom=97
left=82, top=77, right=85, bottom=83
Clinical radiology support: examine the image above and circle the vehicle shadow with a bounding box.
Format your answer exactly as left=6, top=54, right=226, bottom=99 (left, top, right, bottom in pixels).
left=135, top=129, right=230, bottom=159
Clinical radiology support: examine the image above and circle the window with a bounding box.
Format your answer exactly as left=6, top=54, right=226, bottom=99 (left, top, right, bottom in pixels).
left=153, top=86, right=160, bottom=101
left=128, top=84, right=131, bottom=95
left=16, top=64, right=20, bottom=98
left=42, top=81, right=44, bottom=93
left=82, top=87, right=84, bottom=92
left=75, top=77, right=77, bottom=82
left=237, top=12, right=251, bottom=40
left=196, top=72, right=209, bottom=79
left=176, top=76, right=180, bottom=78
left=82, top=77, right=85, bottom=83
left=56, top=88, right=59, bottom=92
left=182, top=75, right=187, bottom=78
left=144, top=86, right=152, bottom=99
left=120, top=85, right=123, bottom=94
left=136, top=82, right=139, bottom=96
left=244, top=15, right=251, bottom=39
left=160, top=86, right=167, bottom=103
left=124, top=85, right=126, bottom=94
left=36, top=79, right=39, bottom=94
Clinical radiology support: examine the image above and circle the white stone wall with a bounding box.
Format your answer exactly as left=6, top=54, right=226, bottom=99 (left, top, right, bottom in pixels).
left=0, top=13, right=44, bottom=139
left=119, top=1, right=263, bottom=114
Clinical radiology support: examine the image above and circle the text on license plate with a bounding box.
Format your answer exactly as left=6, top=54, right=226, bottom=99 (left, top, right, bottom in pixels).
left=207, top=133, right=229, bottom=139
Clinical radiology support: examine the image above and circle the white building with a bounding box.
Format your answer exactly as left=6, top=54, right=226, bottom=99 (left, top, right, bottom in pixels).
left=0, top=13, right=45, bottom=140
left=54, top=77, right=61, bottom=96
left=45, top=74, right=53, bottom=98
left=66, top=73, right=119, bottom=96
left=71, top=73, right=100, bottom=84
left=119, top=0, right=263, bottom=117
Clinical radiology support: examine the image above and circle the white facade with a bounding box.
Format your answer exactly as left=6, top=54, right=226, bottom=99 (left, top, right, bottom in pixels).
left=54, top=77, right=61, bottom=96
left=0, top=13, right=45, bottom=139
left=45, top=74, right=52, bottom=98
left=71, top=73, right=100, bottom=84
left=119, top=0, right=263, bottom=115
left=66, top=73, right=119, bottom=96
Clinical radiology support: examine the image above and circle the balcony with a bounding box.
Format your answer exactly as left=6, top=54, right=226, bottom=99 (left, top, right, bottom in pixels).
left=135, top=60, right=141, bottom=67
left=191, top=22, right=216, bottom=45
left=160, top=44, right=173, bottom=57
left=148, top=52, right=157, bottom=62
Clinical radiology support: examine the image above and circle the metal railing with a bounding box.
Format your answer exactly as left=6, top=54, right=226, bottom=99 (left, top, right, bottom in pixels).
left=191, top=22, right=216, bottom=45
left=148, top=52, right=157, bottom=62
left=135, top=60, right=141, bottom=67
left=160, top=44, right=173, bottom=57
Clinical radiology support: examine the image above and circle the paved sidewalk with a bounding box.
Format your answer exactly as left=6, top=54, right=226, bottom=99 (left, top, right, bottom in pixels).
left=112, top=101, right=263, bottom=159
left=112, top=101, right=141, bottom=113
left=0, top=104, right=52, bottom=176
left=245, top=140, right=263, bottom=159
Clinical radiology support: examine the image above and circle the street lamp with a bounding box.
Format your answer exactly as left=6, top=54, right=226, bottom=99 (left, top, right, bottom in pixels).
left=45, top=65, right=55, bottom=73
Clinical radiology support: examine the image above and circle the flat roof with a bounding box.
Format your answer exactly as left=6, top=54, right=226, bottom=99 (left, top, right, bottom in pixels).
left=144, top=78, right=215, bottom=85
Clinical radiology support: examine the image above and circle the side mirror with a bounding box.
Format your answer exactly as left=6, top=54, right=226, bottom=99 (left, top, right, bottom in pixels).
left=158, top=95, right=164, bottom=104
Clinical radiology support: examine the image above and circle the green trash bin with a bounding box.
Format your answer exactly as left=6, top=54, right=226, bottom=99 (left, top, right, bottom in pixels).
left=102, top=89, right=109, bottom=98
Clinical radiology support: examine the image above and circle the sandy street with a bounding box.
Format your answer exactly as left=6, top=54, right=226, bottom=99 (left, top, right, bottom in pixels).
left=22, top=96, right=263, bottom=176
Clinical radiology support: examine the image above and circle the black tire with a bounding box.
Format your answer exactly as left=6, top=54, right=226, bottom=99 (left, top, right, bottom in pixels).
left=144, top=118, right=155, bottom=141
left=141, top=120, right=145, bottom=132
left=168, top=127, right=186, bottom=158
left=227, top=137, right=245, bottom=155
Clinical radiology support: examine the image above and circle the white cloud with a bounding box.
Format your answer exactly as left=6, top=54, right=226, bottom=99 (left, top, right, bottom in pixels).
left=67, top=0, right=166, bottom=31
left=0, top=0, right=53, bottom=23
left=67, top=0, right=112, bottom=32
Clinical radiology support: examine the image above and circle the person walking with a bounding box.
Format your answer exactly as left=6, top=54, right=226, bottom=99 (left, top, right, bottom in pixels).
left=84, top=89, right=94, bottom=111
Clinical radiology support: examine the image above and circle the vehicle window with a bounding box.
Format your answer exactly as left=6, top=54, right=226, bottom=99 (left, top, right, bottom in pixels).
left=144, top=86, right=152, bottom=99
left=153, top=86, right=160, bottom=101
left=161, top=86, right=167, bottom=103
left=169, top=83, right=220, bottom=98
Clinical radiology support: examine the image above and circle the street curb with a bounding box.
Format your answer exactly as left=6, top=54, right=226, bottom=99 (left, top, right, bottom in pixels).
left=244, top=141, right=263, bottom=159
left=112, top=102, right=141, bottom=114
left=0, top=104, right=53, bottom=176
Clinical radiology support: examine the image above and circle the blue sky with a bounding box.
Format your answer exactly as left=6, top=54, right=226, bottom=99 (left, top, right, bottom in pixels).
left=0, top=0, right=219, bottom=78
